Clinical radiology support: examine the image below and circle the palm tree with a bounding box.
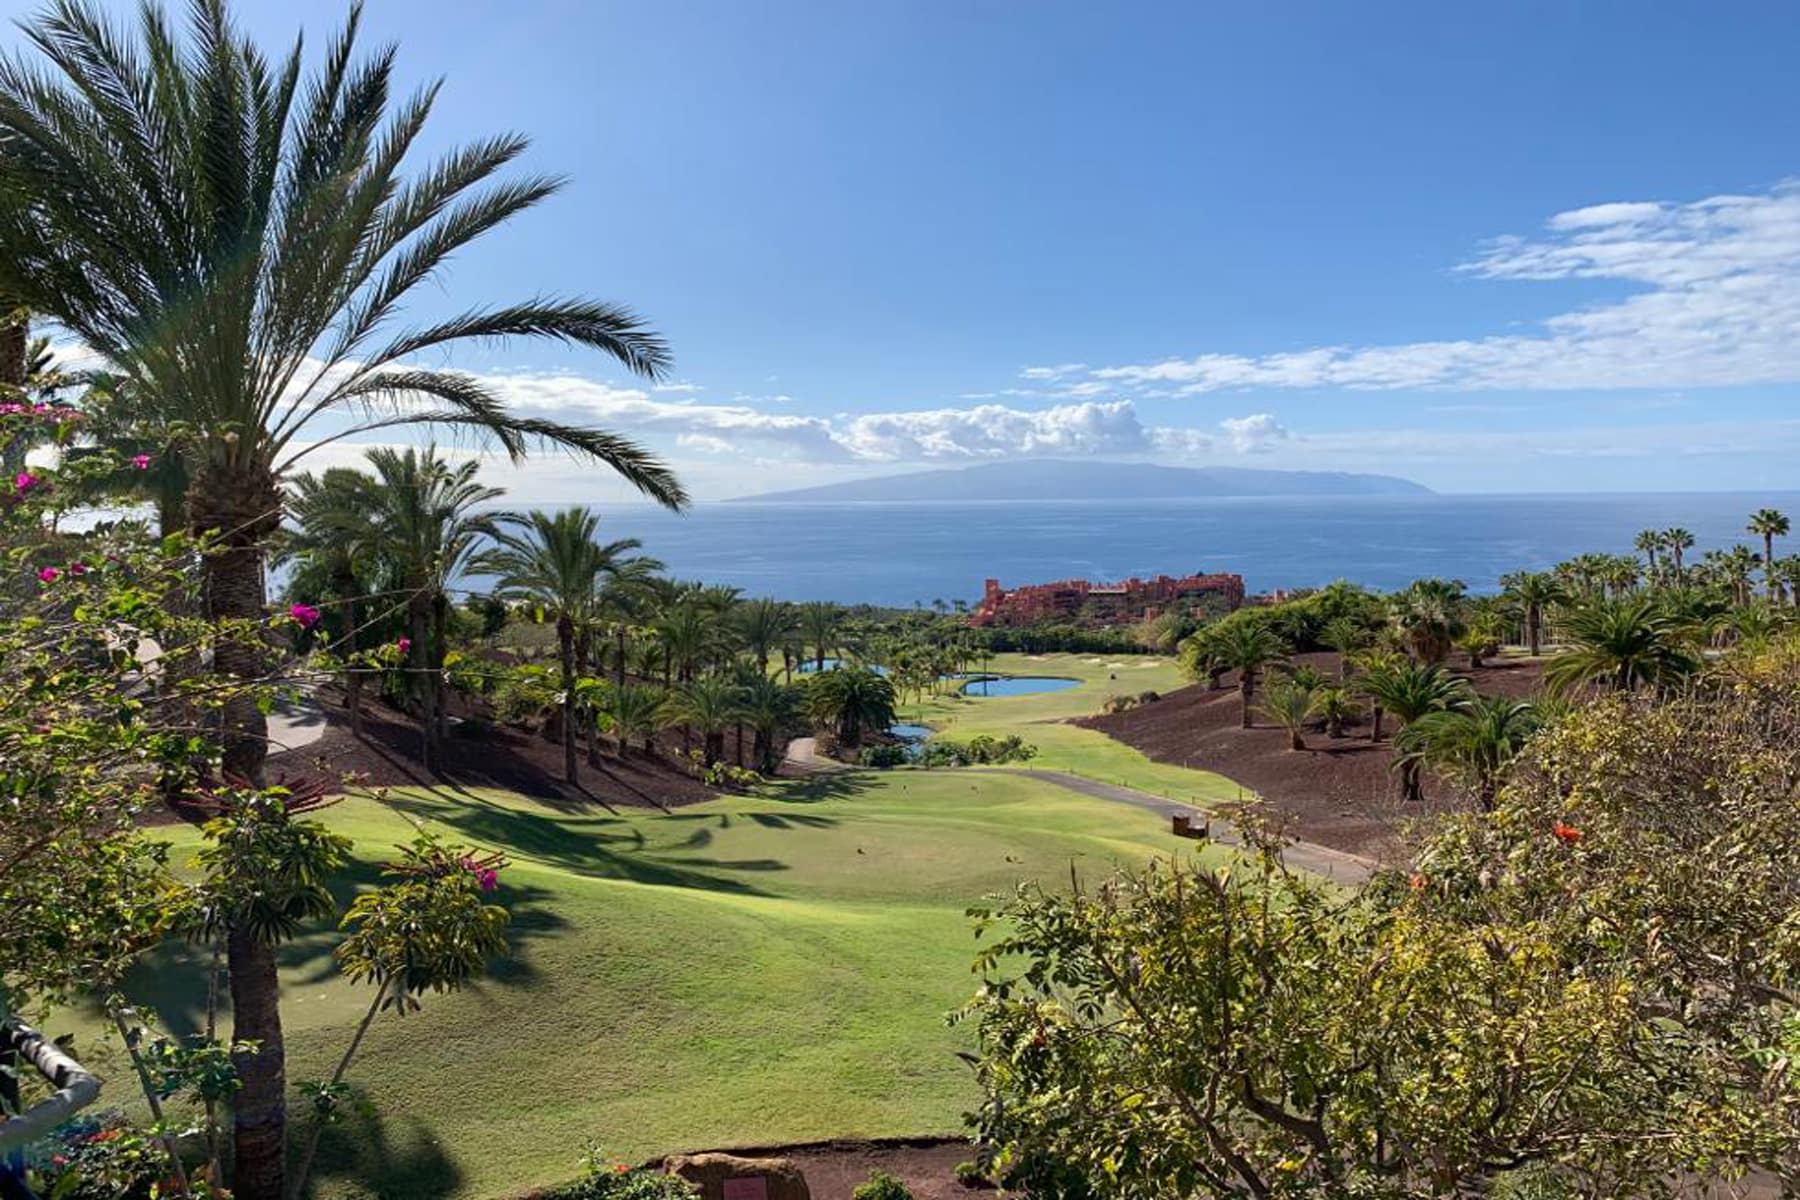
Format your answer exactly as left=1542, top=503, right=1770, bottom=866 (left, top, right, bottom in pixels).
left=1389, top=578, right=1467, bottom=664
left=737, top=598, right=796, bottom=674
left=1502, top=572, right=1566, bottom=657
left=365, top=448, right=506, bottom=772
left=1394, top=695, right=1542, bottom=809
left=1259, top=679, right=1317, bottom=751
left=800, top=601, right=842, bottom=672
left=1312, top=686, right=1360, bottom=739
left=1747, top=508, right=1790, bottom=600
left=274, top=468, right=378, bottom=737
left=658, top=603, right=723, bottom=684
left=1633, top=529, right=1662, bottom=579
left=0, top=0, right=685, bottom=795
left=1357, top=660, right=1470, bottom=800
left=1544, top=597, right=1700, bottom=696
left=1211, top=622, right=1288, bottom=729
left=480, top=508, right=643, bottom=785
left=804, top=667, right=897, bottom=750
left=610, top=684, right=664, bottom=756
left=596, top=557, right=664, bottom=690
left=1318, top=617, right=1368, bottom=680
left=1662, top=528, right=1695, bottom=580
left=739, top=675, right=797, bottom=773
left=665, top=676, right=740, bottom=768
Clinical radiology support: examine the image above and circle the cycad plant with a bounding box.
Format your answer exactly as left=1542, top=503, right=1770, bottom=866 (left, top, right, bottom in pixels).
left=664, top=676, right=741, bottom=767
left=610, top=683, right=665, bottom=756
left=1544, top=597, right=1700, bottom=696
left=1357, top=659, right=1470, bottom=800
left=1393, top=695, right=1542, bottom=809
left=1259, top=680, right=1317, bottom=752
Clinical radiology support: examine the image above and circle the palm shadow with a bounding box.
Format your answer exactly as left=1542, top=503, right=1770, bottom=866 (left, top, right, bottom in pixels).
left=299, top=1106, right=464, bottom=1199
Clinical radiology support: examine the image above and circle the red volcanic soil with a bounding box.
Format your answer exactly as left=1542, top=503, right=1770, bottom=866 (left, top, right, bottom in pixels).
left=1075, top=651, right=1547, bottom=862
left=267, top=687, right=716, bottom=811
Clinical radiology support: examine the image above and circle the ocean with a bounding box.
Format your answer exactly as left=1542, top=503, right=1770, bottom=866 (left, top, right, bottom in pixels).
left=536, top=491, right=1800, bottom=608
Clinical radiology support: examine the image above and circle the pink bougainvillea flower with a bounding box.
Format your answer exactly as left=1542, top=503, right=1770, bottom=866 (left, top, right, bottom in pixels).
left=131, top=453, right=151, bottom=470
left=289, top=603, right=322, bottom=629
left=67, top=561, right=87, bottom=576
left=478, top=868, right=500, bottom=891
left=36, top=566, right=59, bottom=583
left=396, top=637, right=412, bottom=656
left=1552, top=820, right=1583, bottom=846
left=15, top=471, right=39, bottom=494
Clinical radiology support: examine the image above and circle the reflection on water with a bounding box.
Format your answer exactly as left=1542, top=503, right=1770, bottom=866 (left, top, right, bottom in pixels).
left=961, top=675, right=1080, bottom=698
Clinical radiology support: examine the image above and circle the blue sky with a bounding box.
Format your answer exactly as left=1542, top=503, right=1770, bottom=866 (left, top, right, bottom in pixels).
left=14, top=0, right=1800, bottom=498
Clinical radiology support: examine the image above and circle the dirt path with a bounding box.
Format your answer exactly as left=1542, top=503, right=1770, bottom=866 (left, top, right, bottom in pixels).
left=990, top=768, right=1378, bottom=885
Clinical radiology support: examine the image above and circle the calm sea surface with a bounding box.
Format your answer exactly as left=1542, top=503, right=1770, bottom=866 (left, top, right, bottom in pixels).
left=535, top=492, right=1800, bottom=608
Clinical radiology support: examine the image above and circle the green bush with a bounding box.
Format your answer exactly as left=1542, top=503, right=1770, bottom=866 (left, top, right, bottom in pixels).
left=851, top=1170, right=913, bottom=1200
left=858, top=743, right=911, bottom=769
left=543, top=1146, right=700, bottom=1200
left=953, top=1160, right=994, bottom=1189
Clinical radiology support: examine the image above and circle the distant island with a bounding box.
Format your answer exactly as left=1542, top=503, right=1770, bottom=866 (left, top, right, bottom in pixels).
left=732, top=459, right=1432, bottom=503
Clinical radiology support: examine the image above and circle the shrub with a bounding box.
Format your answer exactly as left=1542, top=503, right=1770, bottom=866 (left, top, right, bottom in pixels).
left=851, top=1171, right=913, bottom=1200
left=859, top=744, right=911, bottom=769
left=953, top=1160, right=994, bottom=1189
left=1101, top=693, right=1139, bottom=714
left=544, top=1146, right=700, bottom=1200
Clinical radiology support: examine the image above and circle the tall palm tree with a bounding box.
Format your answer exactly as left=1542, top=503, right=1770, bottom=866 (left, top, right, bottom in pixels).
left=274, top=468, right=378, bottom=736
left=738, top=597, right=797, bottom=673
left=364, top=448, right=506, bottom=772
left=1394, top=695, right=1541, bottom=810
left=1662, top=528, right=1695, bottom=580
left=1501, top=572, right=1566, bottom=657
left=480, top=507, right=641, bottom=784
left=1544, top=596, right=1700, bottom=696
left=597, top=556, right=664, bottom=690
left=0, top=1, right=685, bottom=795
left=1747, top=508, right=1790, bottom=600
left=800, top=601, right=842, bottom=672
left=1633, top=529, right=1662, bottom=580
left=1357, top=659, right=1469, bottom=800
left=1211, top=622, right=1289, bottom=729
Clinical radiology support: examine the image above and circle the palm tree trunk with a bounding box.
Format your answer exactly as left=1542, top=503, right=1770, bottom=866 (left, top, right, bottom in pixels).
left=1238, top=671, right=1254, bottom=729
left=409, top=599, right=434, bottom=772
left=615, top=627, right=627, bottom=690
left=1766, top=534, right=1778, bottom=599
left=1527, top=608, right=1542, bottom=657
left=1370, top=707, right=1384, bottom=742
left=228, top=927, right=287, bottom=1200
left=557, top=616, right=578, bottom=785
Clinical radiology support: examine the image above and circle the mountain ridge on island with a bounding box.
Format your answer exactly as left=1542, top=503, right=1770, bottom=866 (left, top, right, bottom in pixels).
left=730, top=459, right=1432, bottom=503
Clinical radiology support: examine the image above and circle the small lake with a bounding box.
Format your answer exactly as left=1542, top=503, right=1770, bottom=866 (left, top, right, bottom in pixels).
left=889, top=723, right=933, bottom=744
left=961, top=675, right=1081, bottom=698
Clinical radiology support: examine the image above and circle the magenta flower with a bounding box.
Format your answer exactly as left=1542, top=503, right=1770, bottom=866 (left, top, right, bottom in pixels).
left=477, top=868, right=500, bottom=892
left=67, top=561, right=87, bottom=576
left=14, top=472, right=39, bottom=494
left=396, top=637, right=412, bottom=656
left=131, top=453, right=151, bottom=471
left=36, top=566, right=59, bottom=583
left=289, top=603, right=322, bottom=629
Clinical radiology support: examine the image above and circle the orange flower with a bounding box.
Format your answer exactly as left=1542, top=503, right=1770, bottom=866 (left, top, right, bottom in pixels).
left=1408, top=872, right=1428, bottom=892
left=1552, top=820, right=1583, bottom=846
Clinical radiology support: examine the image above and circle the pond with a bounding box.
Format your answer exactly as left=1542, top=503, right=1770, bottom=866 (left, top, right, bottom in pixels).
left=888, top=723, right=933, bottom=744
left=961, top=675, right=1081, bottom=698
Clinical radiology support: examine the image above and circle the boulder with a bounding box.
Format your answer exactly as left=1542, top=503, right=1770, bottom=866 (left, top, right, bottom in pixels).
left=666, top=1153, right=811, bottom=1200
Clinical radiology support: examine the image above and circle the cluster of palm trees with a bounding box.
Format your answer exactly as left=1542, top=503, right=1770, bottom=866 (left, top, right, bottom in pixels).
left=279, top=449, right=907, bottom=784
left=1615, top=513, right=1795, bottom=602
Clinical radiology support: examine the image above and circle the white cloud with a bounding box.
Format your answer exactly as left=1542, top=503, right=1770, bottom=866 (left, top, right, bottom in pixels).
left=836, top=400, right=1153, bottom=461
left=1086, top=182, right=1800, bottom=394
left=1018, top=362, right=1087, bottom=381
left=1218, top=413, right=1289, bottom=453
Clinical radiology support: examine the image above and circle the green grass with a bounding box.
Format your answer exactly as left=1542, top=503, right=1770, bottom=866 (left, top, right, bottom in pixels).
left=74, top=764, right=1228, bottom=1199
left=902, top=652, right=1250, bottom=807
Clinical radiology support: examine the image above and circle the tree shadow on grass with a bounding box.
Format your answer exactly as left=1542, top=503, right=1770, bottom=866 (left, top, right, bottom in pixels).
left=760, top=772, right=873, bottom=804
left=299, top=1106, right=463, bottom=1200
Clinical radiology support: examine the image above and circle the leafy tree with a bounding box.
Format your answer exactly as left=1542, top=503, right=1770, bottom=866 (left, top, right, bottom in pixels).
left=959, top=651, right=1800, bottom=1197
left=1210, top=622, right=1288, bottom=729
left=1544, top=596, right=1700, bottom=696
left=1748, top=508, right=1790, bottom=600
left=737, top=597, right=797, bottom=673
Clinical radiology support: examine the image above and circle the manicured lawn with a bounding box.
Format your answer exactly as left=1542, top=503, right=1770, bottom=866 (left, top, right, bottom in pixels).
left=79, top=766, right=1223, bottom=1198
left=902, top=652, right=1250, bottom=807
